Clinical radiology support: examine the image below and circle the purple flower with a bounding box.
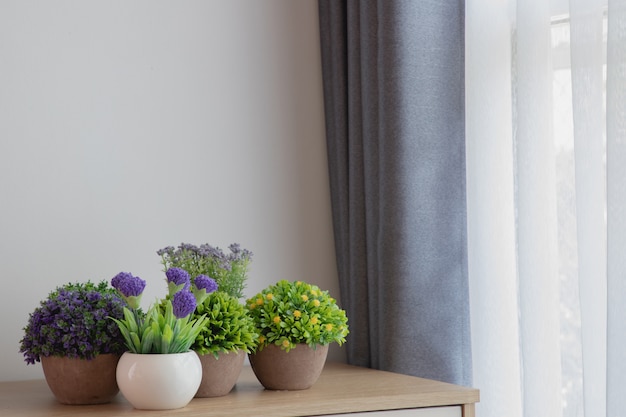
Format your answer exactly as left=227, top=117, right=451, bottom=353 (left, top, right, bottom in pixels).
left=165, top=267, right=191, bottom=297
left=165, top=267, right=190, bottom=288
left=156, top=246, right=175, bottom=256
left=19, top=281, right=126, bottom=364
left=192, top=275, right=218, bottom=305
left=228, top=243, right=253, bottom=262
left=158, top=241, right=252, bottom=299
left=194, top=275, right=218, bottom=293
left=111, top=272, right=146, bottom=297
left=172, top=290, right=196, bottom=319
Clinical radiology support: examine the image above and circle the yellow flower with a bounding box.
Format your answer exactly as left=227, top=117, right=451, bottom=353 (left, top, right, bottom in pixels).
left=312, top=299, right=321, bottom=307
left=273, top=316, right=281, bottom=324
left=265, top=293, right=274, bottom=301
left=258, top=335, right=266, bottom=344
left=282, top=339, right=290, bottom=348
left=293, top=310, right=301, bottom=318
left=325, top=324, right=333, bottom=332
left=310, top=290, right=318, bottom=297
left=301, top=294, right=309, bottom=302
left=248, top=303, right=256, bottom=310
left=310, top=316, right=318, bottom=325
left=256, top=297, right=264, bottom=306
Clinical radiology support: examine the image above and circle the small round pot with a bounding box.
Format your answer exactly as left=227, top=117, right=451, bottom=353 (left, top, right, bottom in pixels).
left=248, top=343, right=329, bottom=390
left=41, top=353, right=120, bottom=405
left=116, top=351, right=201, bottom=410
left=195, top=350, right=245, bottom=398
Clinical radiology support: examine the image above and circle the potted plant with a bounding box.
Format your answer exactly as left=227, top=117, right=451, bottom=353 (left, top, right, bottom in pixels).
left=157, top=242, right=253, bottom=299
left=192, top=289, right=258, bottom=397
left=19, top=281, right=127, bottom=405
left=246, top=280, right=349, bottom=390
left=109, top=270, right=208, bottom=410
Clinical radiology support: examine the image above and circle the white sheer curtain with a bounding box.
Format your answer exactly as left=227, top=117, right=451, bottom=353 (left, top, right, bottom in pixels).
left=466, top=0, right=626, bottom=416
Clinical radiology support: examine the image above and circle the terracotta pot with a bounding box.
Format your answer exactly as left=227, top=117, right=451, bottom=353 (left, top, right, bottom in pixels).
left=41, top=354, right=120, bottom=405
left=248, top=344, right=329, bottom=390
left=195, top=350, right=245, bottom=397
left=116, top=351, right=202, bottom=410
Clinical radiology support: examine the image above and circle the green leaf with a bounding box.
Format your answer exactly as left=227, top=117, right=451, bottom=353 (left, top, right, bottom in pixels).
left=123, top=308, right=139, bottom=334
left=130, top=332, right=141, bottom=353
left=140, top=328, right=154, bottom=354
left=161, top=324, right=173, bottom=353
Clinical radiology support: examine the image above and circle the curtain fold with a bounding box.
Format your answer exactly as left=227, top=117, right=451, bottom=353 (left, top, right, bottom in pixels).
left=606, top=0, right=626, bottom=415
left=465, top=0, right=522, bottom=414
left=569, top=1, right=607, bottom=415
left=318, top=0, right=471, bottom=386
left=514, top=2, right=564, bottom=415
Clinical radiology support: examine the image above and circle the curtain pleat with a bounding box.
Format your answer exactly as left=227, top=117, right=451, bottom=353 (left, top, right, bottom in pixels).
left=465, top=1, right=522, bottom=415
left=569, top=0, right=607, bottom=415
left=319, top=0, right=471, bottom=386
left=606, top=0, right=626, bottom=415
left=515, top=2, right=564, bottom=416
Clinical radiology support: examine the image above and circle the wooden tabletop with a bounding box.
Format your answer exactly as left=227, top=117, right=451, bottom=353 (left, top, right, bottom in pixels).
left=0, top=362, right=479, bottom=417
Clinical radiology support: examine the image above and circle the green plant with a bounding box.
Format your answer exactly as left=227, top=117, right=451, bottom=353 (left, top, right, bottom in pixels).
left=20, top=281, right=126, bottom=364
left=246, top=280, right=349, bottom=352
left=157, top=243, right=252, bottom=299
left=192, top=291, right=258, bottom=358
left=109, top=271, right=208, bottom=354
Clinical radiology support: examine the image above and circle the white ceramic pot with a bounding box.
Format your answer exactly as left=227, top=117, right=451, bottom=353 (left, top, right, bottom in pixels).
left=116, top=351, right=202, bottom=410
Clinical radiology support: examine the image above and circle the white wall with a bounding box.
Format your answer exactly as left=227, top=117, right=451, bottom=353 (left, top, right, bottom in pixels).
left=0, top=0, right=343, bottom=381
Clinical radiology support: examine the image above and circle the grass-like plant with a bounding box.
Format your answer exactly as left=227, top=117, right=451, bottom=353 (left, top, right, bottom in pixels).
left=246, top=280, right=349, bottom=352
left=109, top=270, right=208, bottom=354
left=192, top=291, right=258, bottom=358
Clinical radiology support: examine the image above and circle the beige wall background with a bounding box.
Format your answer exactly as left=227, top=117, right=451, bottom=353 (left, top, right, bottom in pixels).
left=0, top=0, right=342, bottom=381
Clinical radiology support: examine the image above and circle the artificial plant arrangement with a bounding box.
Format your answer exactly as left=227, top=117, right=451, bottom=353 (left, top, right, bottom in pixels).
left=145, top=263, right=256, bottom=398
left=157, top=242, right=252, bottom=299
left=192, top=290, right=258, bottom=358
left=109, top=269, right=210, bottom=354
left=246, top=280, right=349, bottom=352
left=20, top=281, right=127, bottom=364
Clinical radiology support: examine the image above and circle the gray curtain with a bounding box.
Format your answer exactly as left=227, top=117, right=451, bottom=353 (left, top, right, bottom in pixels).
left=318, top=0, right=471, bottom=386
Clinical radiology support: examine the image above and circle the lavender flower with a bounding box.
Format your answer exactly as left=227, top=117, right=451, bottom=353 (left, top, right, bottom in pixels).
left=172, top=290, right=197, bottom=319
left=228, top=243, right=254, bottom=261
left=156, top=246, right=175, bottom=257
left=166, top=267, right=190, bottom=286
left=165, top=267, right=190, bottom=296
left=111, top=272, right=146, bottom=309
left=192, top=275, right=218, bottom=305
left=111, top=272, right=145, bottom=296
left=195, top=275, right=218, bottom=293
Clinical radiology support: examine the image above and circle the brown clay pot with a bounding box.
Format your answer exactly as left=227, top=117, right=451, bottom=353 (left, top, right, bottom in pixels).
left=248, top=344, right=328, bottom=390
left=41, top=353, right=120, bottom=405
left=195, top=350, right=246, bottom=398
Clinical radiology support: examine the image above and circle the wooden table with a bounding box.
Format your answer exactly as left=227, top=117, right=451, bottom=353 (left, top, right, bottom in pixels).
left=0, top=363, right=479, bottom=416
